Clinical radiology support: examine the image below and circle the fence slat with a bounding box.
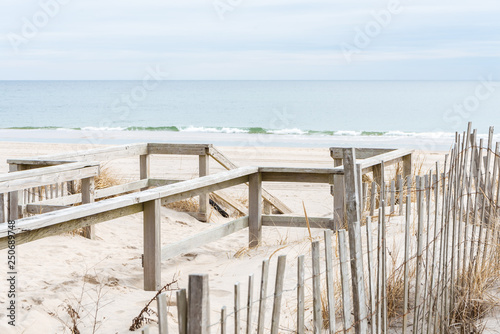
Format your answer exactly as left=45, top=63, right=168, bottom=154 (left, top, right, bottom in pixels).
left=188, top=274, right=210, bottom=334
left=157, top=292, right=169, bottom=334
left=338, top=229, right=352, bottom=333
left=312, top=241, right=322, bottom=334
left=176, top=289, right=187, bottom=334
left=246, top=274, right=254, bottom=334
left=257, top=259, right=269, bottom=334
left=297, top=255, right=305, bottom=334
left=235, top=282, right=240, bottom=334
left=324, top=230, right=336, bottom=333
left=221, top=306, right=227, bottom=334
left=270, top=255, right=286, bottom=334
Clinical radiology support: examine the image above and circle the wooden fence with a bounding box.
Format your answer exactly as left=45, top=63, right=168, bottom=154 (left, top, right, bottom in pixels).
left=148, top=123, right=499, bottom=333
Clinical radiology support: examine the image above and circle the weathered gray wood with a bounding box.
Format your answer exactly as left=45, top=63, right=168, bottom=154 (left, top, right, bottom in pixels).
left=413, top=178, right=425, bottom=333
left=262, top=215, right=335, bottom=230
left=246, top=274, right=254, bottom=334
left=342, top=148, right=368, bottom=334
left=376, top=213, right=382, bottom=334
left=81, top=177, right=95, bottom=239
left=260, top=168, right=339, bottom=183
left=199, top=154, right=210, bottom=222
left=209, top=147, right=292, bottom=214
left=312, top=241, right=322, bottom=334
left=161, top=216, right=248, bottom=260
left=0, top=193, right=5, bottom=223
left=140, top=154, right=150, bottom=191
left=142, top=326, right=150, bottom=334
left=25, top=204, right=70, bottom=214
left=143, top=199, right=161, bottom=291
left=8, top=164, right=22, bottom=221
left=324, top=230, right=336, bottom=333
left=176, top=288, right=188, bottom=334
left=402, top=195, right=411, bottom=334
left=188, top=274, right=210, bottom=334
left=0, top=162, right=99, bottom=184
left=157, top=292, right=169, bottom=334
left=297, top=255, right=305, bottom=334
left=365, top=217, right=375, bottom=334
left=398, top=175, right=404, bottom=216
left=333, top=158, right=345, bottom=228
left=370, top=181, right=376, bottom=216
left=221, top=306, right=227, bottom=334
left=249, top=173, right=262, bottom=248
left=147, top=143, right=211, bottom=156
left=330, top=147, right=394, bottom=160
left=403, top=153, right=413, bottom=178
left=96, top=179, right=149, bottom=199
left=360, top=149, right=414, bottom=174
left=381, top=204, right=387, bottom=334
left=235, top=282, right=241, bottom=334
left=212, top=190, right=248, bottom=216
left=10, top=143, right=148, bottom=166
left=257, top=259, right=269, bottom=334
left=270, top=255, right=286, bottom=334
left=390, top=180, right=395, bottom=213
left=338, top=229, right=352, bottom=333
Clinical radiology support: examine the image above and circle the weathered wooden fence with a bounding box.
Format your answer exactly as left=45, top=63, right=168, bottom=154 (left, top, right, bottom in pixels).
left=150, top=123, right=499, bottom=333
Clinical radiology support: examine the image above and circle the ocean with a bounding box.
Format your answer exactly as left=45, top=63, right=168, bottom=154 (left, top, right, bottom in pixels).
left=0, top=80, right=498, bottom=150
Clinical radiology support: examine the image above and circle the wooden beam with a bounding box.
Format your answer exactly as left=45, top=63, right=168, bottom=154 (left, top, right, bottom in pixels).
left=161, top=216, right=248, bottom=260
left=26, top=204, right=70, bottom=214
left=198, top=154, right=209, bottom=222
left=140, top=154, right=150, bottom=191
left=147, top=143, right=212, bottom=156
left=143, top=199, right=161, bottom=291
left=249, top=173, right=262, bottom=248
left=330, top=147, right=394, bottom=160
left=188, top=274, right=211, bottom=334
left=262, top=215, right=336, bottom=230
left=208, top=147, right=292, bottom=214
left=81, top=177, right=95, bottom=239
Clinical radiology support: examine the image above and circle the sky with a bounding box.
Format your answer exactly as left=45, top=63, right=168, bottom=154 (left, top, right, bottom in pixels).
left=0, top=0, right=499, bottom=80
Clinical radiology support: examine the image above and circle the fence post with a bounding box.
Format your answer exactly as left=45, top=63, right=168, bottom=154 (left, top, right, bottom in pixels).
left=338, top=229, right=352, bottom=333
left=271, top=255, right=286, bottom=334
left=324, top=230, right=336, bottom=333
left=143, top=199, right=161, bottom=291
left=199, top=153, right=210, bottom=222
left=403, top=153, right=413, bottom=179
left=249, top=172, right=262, bottom=248
left=297, top=255, right=305, bottom=334
left=0, top=194, right=5, bottom=223
left=312, top=241, right=322, bottom=334
left=177, top=289, right=188, bottom=334
left=157, top=292, right=169, bottom=334
left=333, top=158, right=345, bottom=227
left=81, top=176, right=96, bottom=239
left=140, top=154, right=150, bottom=191
left=342, top=148, right=368, bottom=334
left=257, top=259, right=269, bottom=334
left=188, top=274, right=211, bottom=334
left=8, top=163, right=21, bottom=220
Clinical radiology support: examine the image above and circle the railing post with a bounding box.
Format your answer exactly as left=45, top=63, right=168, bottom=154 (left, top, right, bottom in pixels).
left=403, top=153, right=413, bottom=179
left=198, top=152, right=209, bottom=222
left=81, top=176, right=95, bottom=239
left=188, top=274, right=210, bottom=334
left=332, top=158, right=345, bottom=227
left=143, top=199, right=161, bottom=291
left=342, top=148, right=368, bottom=334
left=8, top=163, right=22, bottom=220
left=140, top=154, right=150, bottom=191
left=249, top=172, right=262, bottom=248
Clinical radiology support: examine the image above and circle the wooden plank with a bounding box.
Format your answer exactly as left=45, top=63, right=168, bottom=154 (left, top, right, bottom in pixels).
left=261, top=171, right=336, bottom=183
left=157, top=292, right=169, bottom=334
left=0, top=193, right=4, bottom=223
left=8, top=143, right=148, bottom=165
left=143, top=199, right=161, bottom=291
left=324, top=230, right=336, bottom=333
left=338, top=229, right=352, bottom=333
left=96, top=179, right=149, bottom=199
left=25, top=204, right=70, bottom=214
left=312, top=241, right=322, bottom=334
left=198, top=154, right=209, bottom=222
left=212, top=190, right=248, bottom=216
left=0, top=165, right=100, bottom=193
left=359, top=149, right=415, bottom=174
left=147, top=143, right=211, bottom=156
left=0, top=168, right=257, bottom=248
left=140, top=154, right=150, bottom=191
left=297, top=255, right=305, bottom=334
left=402, top=194, right=411, bottom=333
left=234, top=282, right=241, bottom=334
left=330, top=147, right=394, bottom=160
left=8, top=164, right=21, bottom=220
left=249, top=173, right=262, bottom=248
left=342, top=148, right=368, bottom=334
left=81, top=177, right=95, bottom=240
left=257, top=259, right=269, bottom=334
left=262, top=215, right=335, bottom=229
left=188, top=274, right=210, bottom=334
left=209, top=147, right=292, bottom=214
left=161, top=216, right=248, bottom=260
left=370, top=181, right=376, bottom=216
left=0, top=204, right=143, bottom=249
left=413, top=178, right=424, bottom=333
left=221, top=306, right=227, bottom=334
left=398, top=175, right=404, bottom=216
left=270, top=255, right=286, bottom=334
left=390, top=180, right=395, bottom=213
left=333, top=158, right=345, bottom=228
left=177, top=289, right=188, bottom=334
left=365, top=218, right=375, bottom=334
left=246, top=274, right=254, bottom=334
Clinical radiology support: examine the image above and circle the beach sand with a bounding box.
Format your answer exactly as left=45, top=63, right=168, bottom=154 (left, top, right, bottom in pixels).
left=1, top=142, right=498, bottom=333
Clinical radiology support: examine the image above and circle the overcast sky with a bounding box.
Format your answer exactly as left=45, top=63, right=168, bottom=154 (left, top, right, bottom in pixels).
left=0, top=0, right=499, bottom=80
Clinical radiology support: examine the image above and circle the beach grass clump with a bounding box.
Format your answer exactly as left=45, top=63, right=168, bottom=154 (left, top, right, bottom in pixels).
left=165, top=197, right=199, bottom=213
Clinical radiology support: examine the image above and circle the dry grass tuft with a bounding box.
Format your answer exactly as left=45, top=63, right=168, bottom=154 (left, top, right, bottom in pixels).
left=165, top=197, right=199, bottom=213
